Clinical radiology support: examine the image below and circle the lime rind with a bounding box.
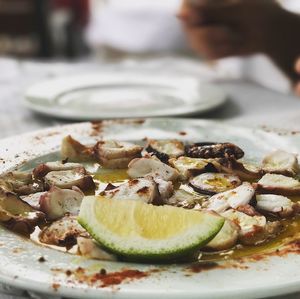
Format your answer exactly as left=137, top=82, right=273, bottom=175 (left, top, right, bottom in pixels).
left=78, top=196, right=224, bottom=260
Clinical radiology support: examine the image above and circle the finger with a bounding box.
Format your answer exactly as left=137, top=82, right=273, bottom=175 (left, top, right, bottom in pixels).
left=295, top=58, right=300, bottom=74
left=183, top=25, right=242, bottom=59
left=187, top=0, right=240, bottom=8
left=294, top=82, right=300, bottom=97
left=179, top=0, right=243, bottom=26
left=177, top=1, right=208, bottom=25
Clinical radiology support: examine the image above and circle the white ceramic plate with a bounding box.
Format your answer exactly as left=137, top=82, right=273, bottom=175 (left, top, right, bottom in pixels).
left=24, top=71, right=226, bottom=120
left=1, top=119, right=300, bottom=299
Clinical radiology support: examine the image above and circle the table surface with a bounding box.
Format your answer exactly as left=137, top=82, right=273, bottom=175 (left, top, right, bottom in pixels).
left=1, top=57, right=300, bottom=299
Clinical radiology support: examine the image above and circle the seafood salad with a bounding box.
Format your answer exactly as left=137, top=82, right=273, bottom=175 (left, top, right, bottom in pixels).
left=1, top=134, right=300, bottom=262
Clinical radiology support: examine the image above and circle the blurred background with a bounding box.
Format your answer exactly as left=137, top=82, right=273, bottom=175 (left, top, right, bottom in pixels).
left=0, top=0, right=299, bottom=92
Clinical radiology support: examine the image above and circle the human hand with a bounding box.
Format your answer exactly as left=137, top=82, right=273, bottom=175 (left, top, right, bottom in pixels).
left=178, top=0, right=300, bottom=83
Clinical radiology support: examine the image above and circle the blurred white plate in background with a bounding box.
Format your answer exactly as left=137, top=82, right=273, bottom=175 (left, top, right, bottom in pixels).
left=24, top=70, right=226, bottom=120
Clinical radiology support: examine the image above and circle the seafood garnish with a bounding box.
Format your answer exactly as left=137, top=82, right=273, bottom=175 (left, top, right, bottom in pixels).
left=45, top=168, right=95, bottom=191
left=94, top=140, right=142, bottom=169
left=169, top=157, right=216, bottom=180
left=127, top=157, right=179, bottom=181
left=205, top=219, right=240, bottom=251
left=205, top=182, right=255, bottom=213
left=256, top=173, right=300, bottom=196
left=61, top=135, right=94, bottom=162
left=39, top=215, right=88, bottom=247
left=256, top=194, right=300, bottom=218
left=77, top=237, right=117, bottom=261
left=101, top=177, right=162, bottom=205
left=0, top=171, right=43, bottom=195
left=262, top=150, right=299, bottom=177
left=33, top=161, right=84, bottom=179
left=185, top=142, right=244, bottom=159
left=39, top=186, right=84, bottom=220
left=190, top=173, right=241, bottom=195
left=0, top=186, right=45, bottom=235
left=145, top=139, right=185, bottom=163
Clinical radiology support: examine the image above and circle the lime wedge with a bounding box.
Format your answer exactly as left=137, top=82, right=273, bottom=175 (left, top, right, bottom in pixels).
left=78, top=196, right=224, bottom=260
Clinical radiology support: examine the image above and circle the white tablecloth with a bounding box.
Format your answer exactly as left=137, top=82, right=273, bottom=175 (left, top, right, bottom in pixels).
left=1, top=57, right=300, bottom=299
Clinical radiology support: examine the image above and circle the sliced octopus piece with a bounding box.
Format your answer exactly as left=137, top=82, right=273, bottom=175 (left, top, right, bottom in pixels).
left=152, top=177, right=174, bottom=200
left=21, top=191, right=46, bottom=210
left=39, top=186, right=84, bottom=220
left=221, top=209, right=268, bottom=245
left=0, top=171, right=44, bottom=195
left=185, top=142, right=244, bottom=159
left=39, top=215, right=88, bottom=247
left=262, top=150, right=300, bottom=177
left=61, top=135, right=94, bottom=162
left=101, top=177, right=162, bottom=205
left=94, top=140, right=143, bottom=159
left=45, top=168, right=95, bottom=191
left=256, top=194, right=300, bottom=218
left=255, top=173, right=300, bottom=196
left=205, top=182, right=255, bottom=213
left=189, top=173, right=241, bottom=195
left=33, top=161, right=84, bottom=179
left=165, top=189, right=207, bottom=209
left=98, top=156, right=134, bottom=169
left=145, top=139, right=185, bottom=163
left=127, top=157, right=179, bottom=181
left=77, top=237, right=117, bottom=261
left=235, top=204, right=261, bottom=217
left=213, top=158, right=262, bottom=181
left=169, top=157, right=217, bottom=180
left=205, top=219, right=240, bottom=251
left=0, top=187, right=45, bottom=235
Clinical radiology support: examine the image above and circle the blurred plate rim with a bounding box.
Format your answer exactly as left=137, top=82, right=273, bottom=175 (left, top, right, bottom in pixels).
left=23, top=70, right=227, bottom=120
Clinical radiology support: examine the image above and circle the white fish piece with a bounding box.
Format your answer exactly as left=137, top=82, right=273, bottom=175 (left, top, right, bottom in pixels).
left=101, top=177, right=161, bottom=204
left=33, top=161, right=84, bottom=178
left=39, top=186, right=84, bottom=220
left=256, top=194, right=299, bottom=217
left=256, top=173, right=300, bottom=196
left=206, top=182, right=255, bottom=212
left=206, top=219, right=240, bottom=251
left=190, top=173, right=241, bottom=195
left=127, top=157, right=179, bottom=181
left=77, top=237, right=117, bottom=261
left=262, top=150, right=299, bottom=176
left=45, top=168, right=95, bottom=191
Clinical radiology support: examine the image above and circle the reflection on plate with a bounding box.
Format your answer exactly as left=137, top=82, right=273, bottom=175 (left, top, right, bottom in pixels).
left=24, top=71, right=226, bottom=120
left=1, top=118, right=300, bottom=299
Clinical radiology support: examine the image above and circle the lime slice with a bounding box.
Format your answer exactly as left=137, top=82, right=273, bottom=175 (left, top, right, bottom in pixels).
left=78, top=196, right=224, bottom=260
